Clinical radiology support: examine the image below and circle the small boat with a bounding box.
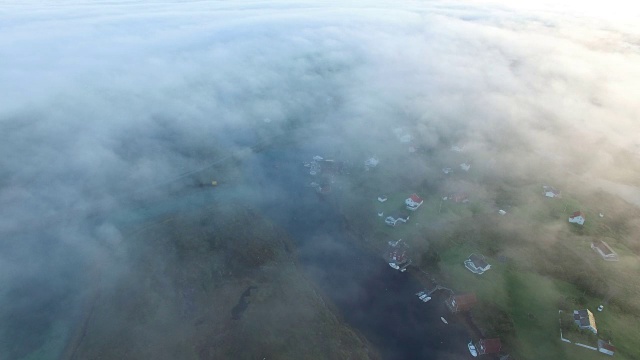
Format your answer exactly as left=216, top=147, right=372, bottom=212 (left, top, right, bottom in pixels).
left=416, top=291, right=426, bottom=297
left=468, top=341, right=478, bottom=357
left=440, top=317, right=448, bottom=324
left=421, top=296, right=432, bottom=302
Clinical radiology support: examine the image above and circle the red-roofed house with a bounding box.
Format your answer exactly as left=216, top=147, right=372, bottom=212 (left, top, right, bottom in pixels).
left=598, top=339, right=616, bottom=356
left=445, top=293, right=477, bottom=313
left=476, top=338, right=502, bottom=355
left=569, top=211, right=585, bottom=225
left=405, top=193, right=424, bottom=211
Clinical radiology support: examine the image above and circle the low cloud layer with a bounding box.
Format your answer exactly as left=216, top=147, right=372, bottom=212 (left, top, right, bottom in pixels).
left=1, top=1, right=639, bottom=359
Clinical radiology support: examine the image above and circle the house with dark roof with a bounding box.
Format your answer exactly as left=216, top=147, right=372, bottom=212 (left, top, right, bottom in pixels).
left=598, top=339, right=616, bottom=356
left=464, top=254, right=491, bottom=274
left=543, top=185, right=561, bottom=198
left=405, top=193, right=424, bottom=211
left=573, top=309, right=597, bottom=334
left=445, top=293, right=477, bottom=313
left=476, top=338, right=502, bottom=356
left=591, top=240, right=619, bottom=261
left=569, top=211, right=585, bottom=225
left=384, top=239, right=411, bottom=272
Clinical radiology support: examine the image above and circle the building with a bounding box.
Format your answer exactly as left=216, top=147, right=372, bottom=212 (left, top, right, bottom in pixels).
left=569, top=211, right=585, bottom=225
left=365, top=157, right=379, bottom=170
left=598, top=339, right=616, bottom=356
left=385, top=211, right=410, bottom=226
left=476, top=338, right=502, bottom=356
left=573, top=309, right=597, bottom=334
left=449, top=192, right=469, bottom=203
left=464, top=254, right=491, bottom=274
left=385, top=240, right=411, bottom=271
left=405, top=193, right=424, bottom=211
left=591, top=240, right=619, bottom=261
left=543, top=185, right=561, bottom=198
left=460, top=163, right=471, bottom=171
left=445, top=293, right=477, bottom=313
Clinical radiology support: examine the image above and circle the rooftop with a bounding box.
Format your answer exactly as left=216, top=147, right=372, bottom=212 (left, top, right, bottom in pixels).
left=570, top=211, right=584, bottom=218
left=573, top=309, right=597, bottom=332
left=469, top=254, right=489, bottom=269
left=592, top=240, right=614, bottom=256
left=409, top=193, right=423, bottom=203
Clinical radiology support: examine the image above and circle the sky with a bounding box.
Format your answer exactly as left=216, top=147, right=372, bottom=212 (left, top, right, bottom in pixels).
left=1, top=1, right=639, bottom=359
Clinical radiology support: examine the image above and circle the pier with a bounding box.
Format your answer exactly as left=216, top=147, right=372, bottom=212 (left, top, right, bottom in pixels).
left=425, top=284, right=453, bottom=297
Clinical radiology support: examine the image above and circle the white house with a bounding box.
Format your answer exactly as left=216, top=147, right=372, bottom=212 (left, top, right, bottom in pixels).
left=365, top=157, right=379, bottom=170
left=573, top=309, right=597, bottom=334
left=460, top=163, right=471, bottom=171
left=591, top=240, right=619, bottom=261
left=598, top=340, right=616, bottom=356
left=569, top=211, right=585, bottom=225
left=464, top=254, right=491, bottom=274
left=405, top=193, right=424, bottom=211
left=543, top=185, right=561, bottom=198
left=385, top=212, right=410, bottom=227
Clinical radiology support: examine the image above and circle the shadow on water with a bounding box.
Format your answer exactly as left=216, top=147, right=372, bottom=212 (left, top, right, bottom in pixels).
left=244, top=149, right=471, bottom=360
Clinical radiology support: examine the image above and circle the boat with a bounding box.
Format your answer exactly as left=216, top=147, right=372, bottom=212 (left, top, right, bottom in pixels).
left=468, top=341, right=478, bottom=357
left=421, top=296, right=432, bottom=303
left=416, top=291, right=426, bottom=297
left=440, top=317, right=448, bottom=324
left=389, top=263, right=400, bottom=270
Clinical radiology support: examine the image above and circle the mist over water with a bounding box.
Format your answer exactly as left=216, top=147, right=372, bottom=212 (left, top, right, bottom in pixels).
left=2, top=1, right=640, bottom=359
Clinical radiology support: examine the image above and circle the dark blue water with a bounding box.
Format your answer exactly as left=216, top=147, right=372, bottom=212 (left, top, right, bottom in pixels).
left=244, top=148, right=471, bottom=360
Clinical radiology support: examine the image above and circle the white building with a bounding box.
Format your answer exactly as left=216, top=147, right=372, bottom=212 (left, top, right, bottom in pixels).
left=543, top=185, right=561, bottom=198
left=464, top=254, right=491, bottom=274
left=460, top=163, right=471, bottom=171
left=569, top=211, right=585, bottom=225
left=573, top=309, right=597, bottom=334
left=598, top=340, right=616, bottom=356
left=405, top=193, right=424, bottom=211
left=385, top=212, right=410, bottom=226
left=591, top=240, right=619, bottom=261
left=365, top=157, right=379, bottom=170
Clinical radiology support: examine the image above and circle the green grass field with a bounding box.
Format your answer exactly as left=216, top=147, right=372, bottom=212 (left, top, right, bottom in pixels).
left=342, top=167, right=640, bottom=360
left=438, top=243, right=637, bottom=360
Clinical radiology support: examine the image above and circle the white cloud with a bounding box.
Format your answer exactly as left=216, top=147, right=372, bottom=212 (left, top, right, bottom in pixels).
left=1, top=0, right=640, bottom=357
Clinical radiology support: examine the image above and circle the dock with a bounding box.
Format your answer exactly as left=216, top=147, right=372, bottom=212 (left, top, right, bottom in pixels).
left=424, top=284, right=453, bottom=297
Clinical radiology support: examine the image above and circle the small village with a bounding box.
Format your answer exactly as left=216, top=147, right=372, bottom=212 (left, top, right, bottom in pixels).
left=302, top=126, right=638, bottom=360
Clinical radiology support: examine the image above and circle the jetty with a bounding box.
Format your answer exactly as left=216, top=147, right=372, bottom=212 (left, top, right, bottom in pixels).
left=424, top=284, right=453, bottom=297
